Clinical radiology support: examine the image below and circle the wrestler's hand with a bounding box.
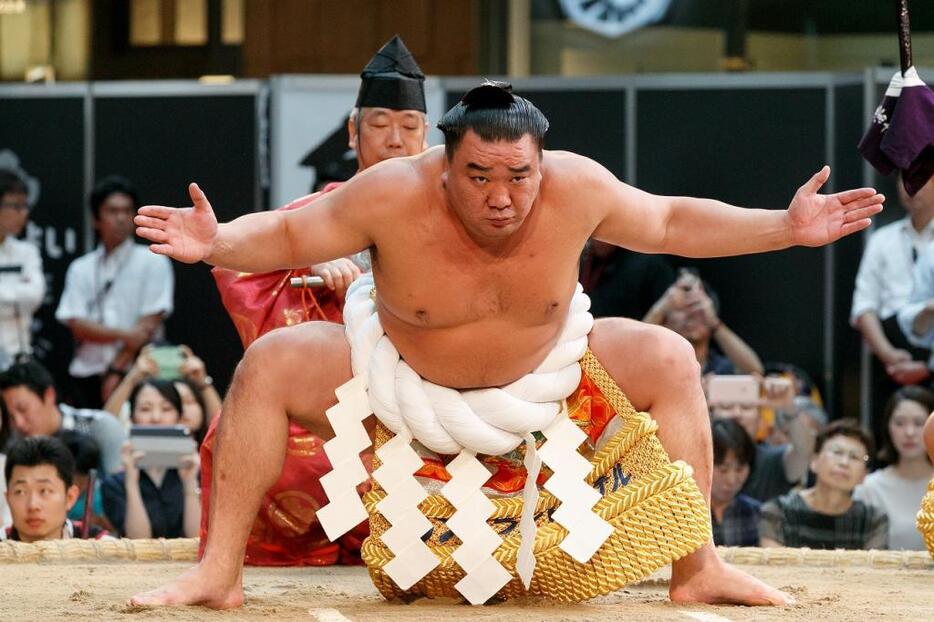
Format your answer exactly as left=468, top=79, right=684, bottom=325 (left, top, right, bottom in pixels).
left=786, top=166, right=884, bottom=247
left=135, top=182, right=218, bottom=263
left=311, top=257, right=362, bottom=298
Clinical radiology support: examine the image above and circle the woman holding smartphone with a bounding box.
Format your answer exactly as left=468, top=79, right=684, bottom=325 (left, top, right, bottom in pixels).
left=101, top=378, right=200, bottom=538
left=103, top=344, right=221, bottom=445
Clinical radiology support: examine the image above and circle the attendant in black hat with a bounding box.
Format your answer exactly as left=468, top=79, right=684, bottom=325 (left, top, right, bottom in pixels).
left=301, top=35, right=429, bottom=191
left=348, top=34, right=429, bottom=170
left=199, top=36, right=431, bottom=571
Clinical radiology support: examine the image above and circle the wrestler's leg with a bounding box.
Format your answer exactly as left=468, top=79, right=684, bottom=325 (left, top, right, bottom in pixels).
left=130, top=321, right=353, bottom=608
left=588, top=318, right=791, bottom=606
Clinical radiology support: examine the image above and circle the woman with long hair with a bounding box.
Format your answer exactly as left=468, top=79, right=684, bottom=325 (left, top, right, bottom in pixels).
left=101, top=378, right=200, bottom=538
left=854, top=386, right=934, bottom=550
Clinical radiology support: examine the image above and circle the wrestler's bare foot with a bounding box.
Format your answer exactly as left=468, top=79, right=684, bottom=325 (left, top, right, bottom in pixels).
left=129, top=563, right=243, bottom=609
left=670, top=547, right=792, bottom=606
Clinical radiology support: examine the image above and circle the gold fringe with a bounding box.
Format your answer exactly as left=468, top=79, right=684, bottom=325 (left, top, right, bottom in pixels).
left=918, top=477, right=934, bottom=559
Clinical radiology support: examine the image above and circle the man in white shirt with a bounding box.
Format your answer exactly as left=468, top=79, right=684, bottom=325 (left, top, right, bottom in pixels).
left=897, top=179, right=934, bottom=358
left=852, top=176, right=934, bottom=419
left=0, top=170, right=45, bottom=370
left=56, top=176, right=174, bottom=408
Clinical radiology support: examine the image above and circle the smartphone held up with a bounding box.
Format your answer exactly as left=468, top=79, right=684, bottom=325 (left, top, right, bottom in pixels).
left=148, top=345, right=185, bottom=380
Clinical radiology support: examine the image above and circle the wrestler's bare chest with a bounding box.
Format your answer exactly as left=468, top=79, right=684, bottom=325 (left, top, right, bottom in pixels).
left=374, top=217, right=582, bottom=326
left=369, top=205, right=589, bottom=388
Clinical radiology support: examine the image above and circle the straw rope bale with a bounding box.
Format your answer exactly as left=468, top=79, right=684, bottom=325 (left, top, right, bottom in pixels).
left=0, top=538, right=198, bottom=564
left=1, top=536, right=930, bottom=571
left=719, top=546, right=933, bottom=569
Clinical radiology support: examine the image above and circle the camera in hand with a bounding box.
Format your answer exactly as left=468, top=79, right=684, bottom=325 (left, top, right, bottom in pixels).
left=130, top=424, right=196, bottom=469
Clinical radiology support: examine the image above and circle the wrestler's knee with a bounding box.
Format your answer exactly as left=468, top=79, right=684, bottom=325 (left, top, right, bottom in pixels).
left=651, top=326, right=702, bottom=388
left=234, top=321, right=347, bottom=390
left=590, top=318, right=700, bottom=402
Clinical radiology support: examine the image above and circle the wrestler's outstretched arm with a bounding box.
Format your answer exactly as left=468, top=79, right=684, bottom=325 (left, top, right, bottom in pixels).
left=135, top=158, right=417, bottom=272
left=579, top=155, right=884, bottom=257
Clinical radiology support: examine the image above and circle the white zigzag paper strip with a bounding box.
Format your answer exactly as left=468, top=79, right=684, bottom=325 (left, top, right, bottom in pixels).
left=317, top=376, right=373, bottom=542
left=338, top=275, right=600, bottom=594
left=373, top=430, right=439, bottom=590
left=539, top=416, right=612, bottom=563
left=516, top=433, right=542, bottom=589
left=442, top=451, right=512, bottom=604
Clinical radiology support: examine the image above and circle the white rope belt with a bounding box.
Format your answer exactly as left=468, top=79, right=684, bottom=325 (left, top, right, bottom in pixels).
left=317, top=273, right=611, bottom=604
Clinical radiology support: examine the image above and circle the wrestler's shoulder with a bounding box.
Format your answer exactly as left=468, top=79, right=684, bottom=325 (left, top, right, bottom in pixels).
left=355, top=147, right=441, bottom=189
left=542, top=150, right=615, bottom=192
left=544, top=150, right=610, bottom=172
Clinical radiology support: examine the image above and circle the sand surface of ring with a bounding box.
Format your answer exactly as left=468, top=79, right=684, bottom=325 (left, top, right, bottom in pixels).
left=1, top=562, right=932, bottom=621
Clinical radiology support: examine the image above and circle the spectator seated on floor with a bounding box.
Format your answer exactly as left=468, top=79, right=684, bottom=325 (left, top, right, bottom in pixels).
left=0, top=359, right=126, bottom=473
left=707, top=374, right=816, bottom=503
left=710, top=417, right=761, bottom=547
left=103, top=345, right=221, bottom=445
left=59, top=430, right=113, bottom=534
left=854, top=386, right=934, bottom=550
left=644, top=268, right=763, bottom=375
left=101, top=379, right=199, bottom=538
left=2, top=436, right=109, bottom=541
left=760, top=419, right=888, bottom=550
